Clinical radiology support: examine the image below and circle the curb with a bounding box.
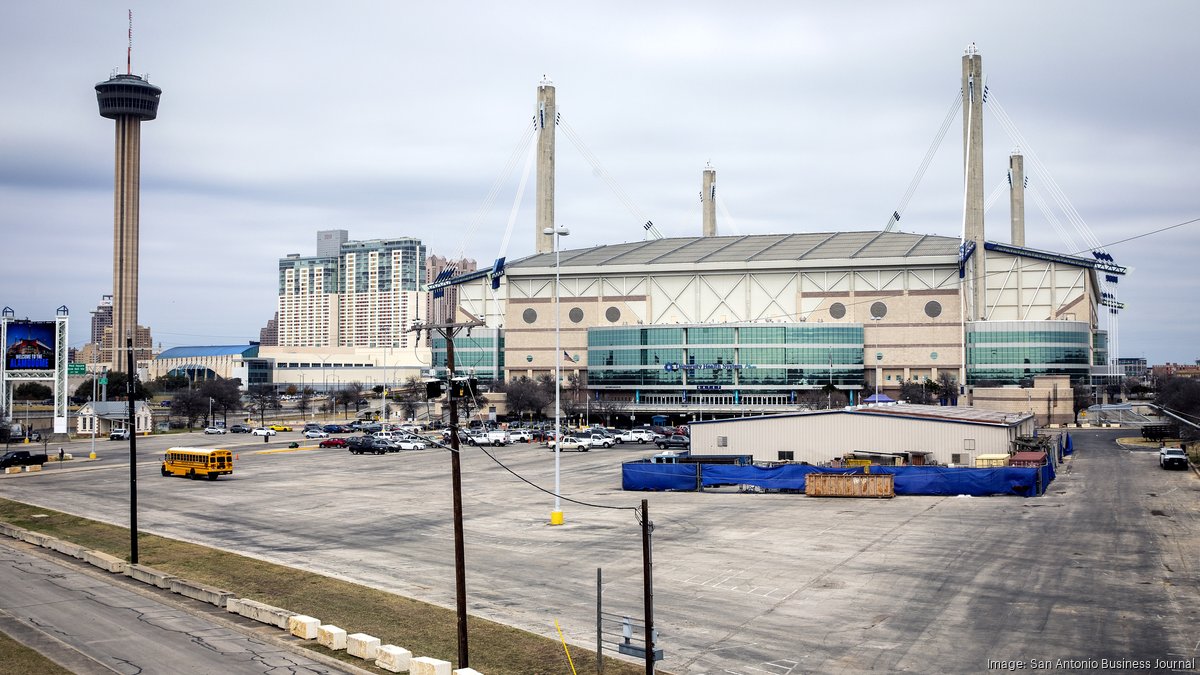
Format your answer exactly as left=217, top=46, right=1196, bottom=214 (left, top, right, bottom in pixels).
left=0, top=522, right=474, bottom=674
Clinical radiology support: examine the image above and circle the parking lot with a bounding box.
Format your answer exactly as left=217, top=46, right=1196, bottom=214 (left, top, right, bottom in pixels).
left=2, top=429, right=1198, bottom=673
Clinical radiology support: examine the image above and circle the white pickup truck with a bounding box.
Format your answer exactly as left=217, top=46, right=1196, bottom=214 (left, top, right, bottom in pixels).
left=619, top=428, right=657, bottom=444
left=467, top=430, right=509, bottom=446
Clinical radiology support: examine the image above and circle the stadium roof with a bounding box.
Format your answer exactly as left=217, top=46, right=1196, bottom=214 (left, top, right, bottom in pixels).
left=156, top=345, right=259, bottom=360
left=508, top=231, right=962, bottom=270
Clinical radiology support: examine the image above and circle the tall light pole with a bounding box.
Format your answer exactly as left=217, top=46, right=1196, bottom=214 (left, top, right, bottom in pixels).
left=870, top=316, right=883, bottom=401
left=545, top=225, right=570, bottom=526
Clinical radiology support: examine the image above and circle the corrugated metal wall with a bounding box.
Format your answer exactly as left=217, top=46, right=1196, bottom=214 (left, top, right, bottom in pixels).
left=691, top=411, right=1028, bottom=465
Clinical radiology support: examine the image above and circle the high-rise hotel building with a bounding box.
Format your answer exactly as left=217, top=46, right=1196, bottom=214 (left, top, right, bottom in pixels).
left=277, top=232, right=427, bottom=349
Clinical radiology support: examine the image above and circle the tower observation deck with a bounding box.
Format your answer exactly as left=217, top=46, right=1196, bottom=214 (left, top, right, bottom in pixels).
left=96, top=73, right=161, bottom=120
left=95, top=72, right=161, bottom=371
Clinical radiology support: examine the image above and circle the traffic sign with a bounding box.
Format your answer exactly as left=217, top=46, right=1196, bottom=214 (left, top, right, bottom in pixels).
left=99, top=377, right=108, bottom=385
left=68, top=363, right=86, bottom=375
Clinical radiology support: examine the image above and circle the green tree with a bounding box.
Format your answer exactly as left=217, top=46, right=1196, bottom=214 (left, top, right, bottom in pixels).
left=1155, top=376, right=1200, bottom=440
left=151, top=374, right=190, bottom=393
left=504, top=376, right=550, bottom=418
left=72, top=372, right=149, bottom=401
left=244, top=385, right=281, bottom=427
left=199, top=378, right=242, bottom=426
left=14, top=383, right=53, bottom=401
left=1072, top=383, right=1094, bottom=424
left=171, top=389, right=208, bottom=429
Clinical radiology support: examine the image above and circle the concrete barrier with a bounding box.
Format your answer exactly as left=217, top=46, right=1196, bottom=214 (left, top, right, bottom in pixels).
left=411, top=656, right=452, bottom=675
left=0, top=522, right=24, bottom=538
left=83, top=549, right=128, bottom=574
left=347, top=633, right=381, bottom=660
left=4, top=467, right=21, bottom=474
left=20, top=531, right=52, bottom=547
left=375, top=645, right=412, bottom=673
left=168, top=578, right=235, bottom=608
left=24, top=465, right=42, bottom=472
left=17, top=530, right=49, bottom=546
left=288, top=615, right=320, bottom=640
left=226, top=598, right=293, bottom=630
left=318, top=624, right=347, bottom=651
left=125, top=564, right=177, bottom=590
left=47, top=537, right=87, bottom=560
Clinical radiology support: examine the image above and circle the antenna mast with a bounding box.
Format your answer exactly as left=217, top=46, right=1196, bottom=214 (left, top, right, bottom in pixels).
left=127, top=9, right=132, bottom=75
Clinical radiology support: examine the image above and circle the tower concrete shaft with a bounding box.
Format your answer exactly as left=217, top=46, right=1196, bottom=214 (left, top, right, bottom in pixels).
left=701, top=164, right=717, bottom=237
left=1009, top=153, right=1025, bottom=247
left=96, top=73, right=161, bottom=372
left=535, top=80, right=556, bottom=254
left=111, top=116, right=142, bottom=372
left=962, top=47, right=986, bottom=320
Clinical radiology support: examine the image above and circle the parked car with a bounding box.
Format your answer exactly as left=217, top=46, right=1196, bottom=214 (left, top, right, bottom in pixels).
left=323, top=424, right=344, bottom=433
left=251, top=428, right=277, bottom=437
left=1159, top=447, right=1189, bottom=470
left=619, top=428, right=657, bottom=444
left=588, top=433, right=614, bottom=449
left=268, top=424, right=293, bottom=432
left=304, top=429, right=329, bottom=439
left=228, top=424, right=251, bottom=433
left=548, top=435, right=589, bottom=452
left=655, top=434, right=691, bottom=450
left=318, top=437, right=348, bottom=448
left=507, top=429, right=533, bottom=443
left=203, top=426, right=227, bottom=435
left=109, top=428, right=130, bottom=441
left=395, top=438, right=427, bottom=451
left=345, top=436, right=380, bottom=455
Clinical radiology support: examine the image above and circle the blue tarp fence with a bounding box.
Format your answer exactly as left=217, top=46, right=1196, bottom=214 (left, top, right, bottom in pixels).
left=623, top=461, right=1054, bottom=497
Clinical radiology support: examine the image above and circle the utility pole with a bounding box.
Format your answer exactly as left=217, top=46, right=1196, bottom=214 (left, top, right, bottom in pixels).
left=410, top=316, right=483, bottom=669
left=125, top=337, right=139, bottom=564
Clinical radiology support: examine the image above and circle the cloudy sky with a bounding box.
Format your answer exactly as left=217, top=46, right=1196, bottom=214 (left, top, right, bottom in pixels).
left=2, top=2, right=1197, bottom=364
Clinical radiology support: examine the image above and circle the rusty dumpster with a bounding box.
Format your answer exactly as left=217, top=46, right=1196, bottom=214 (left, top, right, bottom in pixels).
left=805, top=473, right=895, bottom=498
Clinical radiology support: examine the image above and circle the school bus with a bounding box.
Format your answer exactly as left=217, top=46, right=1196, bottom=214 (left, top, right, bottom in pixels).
left=161, top=447, right=233, bottom=480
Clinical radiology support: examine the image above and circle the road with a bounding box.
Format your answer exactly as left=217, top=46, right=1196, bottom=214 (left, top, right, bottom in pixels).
left=1, top=429, right=1197, bottom=673
left=0, top=537, right=356, bottom=674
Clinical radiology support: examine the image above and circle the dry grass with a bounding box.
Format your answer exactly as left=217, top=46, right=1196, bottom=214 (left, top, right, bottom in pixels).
left=0, top=498, right=649, bottom=675
left=0, top=631, right=73, bottom=675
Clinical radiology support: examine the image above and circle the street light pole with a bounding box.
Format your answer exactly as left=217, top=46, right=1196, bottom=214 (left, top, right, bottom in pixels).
left=545, top=225, right=570, bottom=526
left=870, top=316, right=883, bottom=401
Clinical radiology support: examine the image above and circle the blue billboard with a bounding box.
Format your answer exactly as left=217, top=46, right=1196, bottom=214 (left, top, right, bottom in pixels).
left=5, top=321, right=56, bottom=371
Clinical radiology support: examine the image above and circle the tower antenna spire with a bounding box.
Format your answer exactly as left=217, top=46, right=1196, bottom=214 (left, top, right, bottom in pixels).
left=127, top=9, right=132, bottom=75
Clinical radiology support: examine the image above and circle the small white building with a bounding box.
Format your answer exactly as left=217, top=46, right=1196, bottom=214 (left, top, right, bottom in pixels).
left=688, top=404, right=1036, bottom=466
left=76, top=401, right=154, bottom=437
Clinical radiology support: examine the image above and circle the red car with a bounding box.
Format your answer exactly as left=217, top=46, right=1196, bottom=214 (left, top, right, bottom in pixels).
left=318, top=438, right=348, bottom=448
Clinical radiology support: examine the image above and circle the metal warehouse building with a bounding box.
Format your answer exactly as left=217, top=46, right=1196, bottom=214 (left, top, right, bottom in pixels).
left=688, top=403, right=1036, bottom=466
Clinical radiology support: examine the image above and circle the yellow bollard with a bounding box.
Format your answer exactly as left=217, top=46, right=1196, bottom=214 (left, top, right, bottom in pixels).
left=89, top=450, right=97, bottom=460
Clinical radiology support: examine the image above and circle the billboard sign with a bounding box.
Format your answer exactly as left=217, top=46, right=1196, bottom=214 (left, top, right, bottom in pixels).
left=5, top=320, right=56, bottom=371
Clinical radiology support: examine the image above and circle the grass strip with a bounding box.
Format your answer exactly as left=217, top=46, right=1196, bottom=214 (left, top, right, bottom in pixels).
left=0, top=498, right=648, bottom=675
left=0, top=630, right=74, bottom=675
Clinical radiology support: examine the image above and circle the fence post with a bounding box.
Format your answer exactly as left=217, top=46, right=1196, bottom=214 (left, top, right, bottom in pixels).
left=597, top=567, right=603, bottom=674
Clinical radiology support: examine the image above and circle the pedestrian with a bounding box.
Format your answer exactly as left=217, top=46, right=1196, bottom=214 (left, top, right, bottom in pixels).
left=58, top=447, right=65, bottom=463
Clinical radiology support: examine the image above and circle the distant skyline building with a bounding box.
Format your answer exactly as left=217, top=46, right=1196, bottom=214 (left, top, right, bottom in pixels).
left=426, top=254, right=477, bottom=326
left=317, top=229, right=348, bottom=257
left=90, top=295, right=113, bottom=347
left=277, top=234, right=427, bottom=349
left=258, top=311, right=279, bottom=347
left=95, top=67, right=161, bottom=372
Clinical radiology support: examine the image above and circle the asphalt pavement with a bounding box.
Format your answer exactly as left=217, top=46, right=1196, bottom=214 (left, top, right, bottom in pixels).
left=1, top=428, right=1197, bottom=674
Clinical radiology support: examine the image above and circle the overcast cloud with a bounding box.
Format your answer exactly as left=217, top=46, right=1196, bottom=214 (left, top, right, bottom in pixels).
left=2, top=2, right=1197, bottom=364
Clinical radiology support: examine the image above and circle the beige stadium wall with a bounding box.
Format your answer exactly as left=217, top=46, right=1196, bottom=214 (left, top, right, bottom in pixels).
left=689, top=411, right=1021, bottom=466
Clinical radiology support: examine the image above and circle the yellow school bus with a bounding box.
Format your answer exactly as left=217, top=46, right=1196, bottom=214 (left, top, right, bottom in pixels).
left=161, top=447, right=233, bottom=480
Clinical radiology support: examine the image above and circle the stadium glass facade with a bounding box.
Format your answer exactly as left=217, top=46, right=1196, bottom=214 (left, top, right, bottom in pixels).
left=965, top=320, right=1093, bottom=385
left=431, top=328, right=504, bottom=384
left=587, top=323, right=864, bottom=406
